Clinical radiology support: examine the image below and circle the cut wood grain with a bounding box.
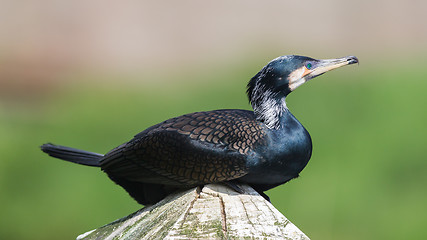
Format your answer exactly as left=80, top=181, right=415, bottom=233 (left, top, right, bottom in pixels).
left=77, top=184, right=309, bottom=240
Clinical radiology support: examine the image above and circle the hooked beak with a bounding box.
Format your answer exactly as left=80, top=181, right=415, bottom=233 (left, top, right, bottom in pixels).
left=307, top=56, right=359, bottom=80
left=288, top=56, right=358, bottom=91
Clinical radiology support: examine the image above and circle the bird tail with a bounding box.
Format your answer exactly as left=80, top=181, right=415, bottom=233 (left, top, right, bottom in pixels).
left=40, top=143, right=103, bottom=167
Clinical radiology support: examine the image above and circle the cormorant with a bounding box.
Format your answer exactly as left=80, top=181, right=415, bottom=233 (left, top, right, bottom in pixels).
left=41, top=55, right=358, bottom=205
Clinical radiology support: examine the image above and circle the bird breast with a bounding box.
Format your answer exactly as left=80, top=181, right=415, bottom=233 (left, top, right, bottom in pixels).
left=243, top=111, right=312, bottom=185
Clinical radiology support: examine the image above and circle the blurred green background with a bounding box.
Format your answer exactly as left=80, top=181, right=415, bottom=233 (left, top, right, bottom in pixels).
left=1, top=1, right=427, bottom=239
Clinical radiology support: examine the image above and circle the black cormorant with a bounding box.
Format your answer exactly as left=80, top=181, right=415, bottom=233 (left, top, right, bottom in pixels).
left=41, top=55, right=358, bottom=205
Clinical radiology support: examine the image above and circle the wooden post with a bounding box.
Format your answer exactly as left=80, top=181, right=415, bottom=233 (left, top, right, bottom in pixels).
left=77, top=184, right=310, bottom=239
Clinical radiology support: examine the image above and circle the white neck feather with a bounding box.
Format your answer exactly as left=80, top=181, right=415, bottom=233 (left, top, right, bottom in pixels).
left=252, top=93, right=287, bottom=129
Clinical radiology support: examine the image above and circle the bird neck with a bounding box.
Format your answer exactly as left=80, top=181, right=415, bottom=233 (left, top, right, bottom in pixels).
left=252, top=96, right=288, bottom=129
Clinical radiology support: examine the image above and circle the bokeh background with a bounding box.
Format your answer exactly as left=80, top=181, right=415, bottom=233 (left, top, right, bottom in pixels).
left=1, top=1, right=426, bottom=239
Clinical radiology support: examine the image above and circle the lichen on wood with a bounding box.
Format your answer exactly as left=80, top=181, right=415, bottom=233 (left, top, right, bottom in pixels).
left=77, top=184, right=310, bottom=240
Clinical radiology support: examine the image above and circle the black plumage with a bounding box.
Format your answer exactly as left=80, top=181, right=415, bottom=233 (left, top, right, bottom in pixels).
left=41, top=55, right=358, bottom=205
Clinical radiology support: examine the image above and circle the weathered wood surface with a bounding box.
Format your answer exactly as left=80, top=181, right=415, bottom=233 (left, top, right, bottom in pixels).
left=77, top=184, right=310, bottom=240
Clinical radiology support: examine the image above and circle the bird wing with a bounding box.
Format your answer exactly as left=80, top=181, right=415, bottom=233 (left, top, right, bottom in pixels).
left=100, top=109, right=266, bottom=186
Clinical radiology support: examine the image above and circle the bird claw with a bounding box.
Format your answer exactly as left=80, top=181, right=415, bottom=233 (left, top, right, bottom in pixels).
left=258, top=191, right=271, bottom=202
left=223, top=181, right=245, bottom=194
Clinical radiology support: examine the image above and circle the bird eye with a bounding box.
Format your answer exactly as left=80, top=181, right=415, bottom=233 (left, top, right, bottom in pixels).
left=306, top=63, right=313, bottom=70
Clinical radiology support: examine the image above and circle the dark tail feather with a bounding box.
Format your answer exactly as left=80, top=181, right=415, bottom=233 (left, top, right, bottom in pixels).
left=41, top=143, right=103, bottom=167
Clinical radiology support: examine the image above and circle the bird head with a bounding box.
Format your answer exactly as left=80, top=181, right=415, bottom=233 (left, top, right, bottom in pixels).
left=247, top=55, right=358, bottom=128
left=247, top=55, right=358, bottom=100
